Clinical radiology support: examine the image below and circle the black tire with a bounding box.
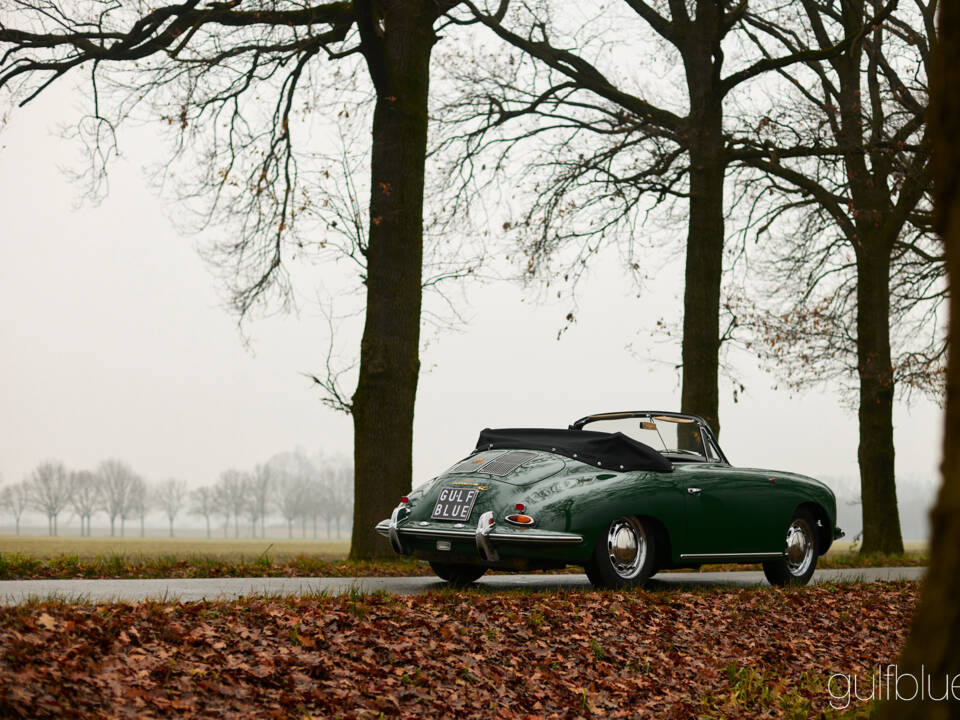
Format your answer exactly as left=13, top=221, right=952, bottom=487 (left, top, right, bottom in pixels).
left=429, top=561, right=487, bottom=586
left=763, top=510, right=819, bottom=586
left=584, top=516, right=656, bottom=589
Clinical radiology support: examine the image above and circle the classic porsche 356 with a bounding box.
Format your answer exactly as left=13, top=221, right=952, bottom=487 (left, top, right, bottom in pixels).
left=376, top=411, right=844, bottom=588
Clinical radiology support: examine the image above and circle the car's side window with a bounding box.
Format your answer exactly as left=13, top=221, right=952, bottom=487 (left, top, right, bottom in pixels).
left=705, top=436, right=721, bottom=462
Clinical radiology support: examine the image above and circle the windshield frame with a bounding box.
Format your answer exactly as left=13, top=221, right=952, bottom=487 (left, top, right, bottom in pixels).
left=570, top=411, right=730, bottom=465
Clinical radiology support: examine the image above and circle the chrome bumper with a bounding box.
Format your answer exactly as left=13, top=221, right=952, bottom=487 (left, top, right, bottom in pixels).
left=375, top=512, right=583, bottom=559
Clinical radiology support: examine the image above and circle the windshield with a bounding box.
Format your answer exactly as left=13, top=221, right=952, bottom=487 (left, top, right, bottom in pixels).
left=579, top=414, right=716, bottom=462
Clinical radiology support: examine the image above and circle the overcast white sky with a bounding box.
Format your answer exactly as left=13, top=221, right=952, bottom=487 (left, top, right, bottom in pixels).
left=0, top=83, right=945, bottom=538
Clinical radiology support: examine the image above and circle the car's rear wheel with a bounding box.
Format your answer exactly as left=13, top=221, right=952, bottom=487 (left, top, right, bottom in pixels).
left=429, top=561, right=487, bottom=586
left=763, top=510, right=818, bottom=586
left=584, top=516, right=656, bottom=589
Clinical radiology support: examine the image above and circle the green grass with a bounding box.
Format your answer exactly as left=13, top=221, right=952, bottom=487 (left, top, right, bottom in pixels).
left=0, top=536, right=351, bottom=561
left=0, top=550, right=431, bottom=580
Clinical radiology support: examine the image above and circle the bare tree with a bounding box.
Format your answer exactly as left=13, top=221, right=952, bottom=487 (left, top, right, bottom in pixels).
left=268, top=451, right=314, bottom=539
left=728, top=0, right=939, bottom=553
left=441, top=0, right=870, bottom=437
left=28, top=461, right=72, bottom=536
left=154, top=479, right=187, bottom=537
left=248, top=465, right=271, bottom=539
left=0, top=482, right=31, bottom=535
left=331, top=461, right=355, bottom=539
left=97, top=459, right=136, bottom=537
left=127, top=475, right=150, bottom=537
left=212, top=481, right=233, bottom=539
left=189, top=486, right=216, bottom=539
left=315, top=463, right=336, bottom=538
left=877, top=5, right=960, bottom=717
left=0, top=0, right=466, bottom=560
left=69, top=470, right=101, bottom=537
left=276, top=475, right=307, bottom=540
left=216, top=470, right=248, bottom=539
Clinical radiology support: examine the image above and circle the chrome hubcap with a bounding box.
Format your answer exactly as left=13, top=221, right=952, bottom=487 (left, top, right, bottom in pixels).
left=607, top=517, right=646, bottom=579
left=785, top=519, right=814, bottom=576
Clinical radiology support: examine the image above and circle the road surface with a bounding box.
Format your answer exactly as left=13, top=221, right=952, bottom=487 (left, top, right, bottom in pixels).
left=0, top=566, right=924, bottom=605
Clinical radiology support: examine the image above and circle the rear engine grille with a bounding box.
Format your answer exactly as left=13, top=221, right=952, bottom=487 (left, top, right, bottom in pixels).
left=447, top=452, right=502, bottom=474
left=476, top=450, right=539, bottom=476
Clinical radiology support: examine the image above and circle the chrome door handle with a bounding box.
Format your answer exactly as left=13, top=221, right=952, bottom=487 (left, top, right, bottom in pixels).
left=687, top=487, right=702, bottom=495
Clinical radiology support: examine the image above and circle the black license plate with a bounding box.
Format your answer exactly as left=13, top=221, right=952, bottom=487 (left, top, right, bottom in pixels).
left=431, top=487, right=480, bottom=522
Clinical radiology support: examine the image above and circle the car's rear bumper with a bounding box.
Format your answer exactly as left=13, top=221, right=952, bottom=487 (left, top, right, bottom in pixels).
left=375, top=515, right=583, bottom=562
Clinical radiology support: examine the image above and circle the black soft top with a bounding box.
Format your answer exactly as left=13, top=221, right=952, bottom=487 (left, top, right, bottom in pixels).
left=475, top=428, right=673, bottom=473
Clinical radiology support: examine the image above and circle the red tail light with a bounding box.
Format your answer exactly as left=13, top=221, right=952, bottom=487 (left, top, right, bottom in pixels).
left=506, top=513, right=535, bottom=525
left=515, top=503, right=526, bottom=512
left=400, top=496, right=409, bottom=504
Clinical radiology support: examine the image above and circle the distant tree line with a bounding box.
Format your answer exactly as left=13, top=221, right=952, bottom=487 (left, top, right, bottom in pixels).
left=0, top=450, right=352, bottom=539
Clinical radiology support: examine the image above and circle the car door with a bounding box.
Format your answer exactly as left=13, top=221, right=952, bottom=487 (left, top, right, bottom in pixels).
left=679, top=465, right=786, bottom=558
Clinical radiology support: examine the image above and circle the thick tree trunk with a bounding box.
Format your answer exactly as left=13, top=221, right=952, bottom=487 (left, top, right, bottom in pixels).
left=680, top=147, right=724, bottom=436
left=679, top=24, right=725, bottom=436
left=350, top=0, right=435, bottom=560
left=877, top=6, right=960, bottom=716
left=856, top=247, right=904, bottom=554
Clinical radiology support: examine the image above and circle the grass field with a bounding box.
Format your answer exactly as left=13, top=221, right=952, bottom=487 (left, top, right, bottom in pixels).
left=0, top=536, right=351, bottom=561
left=0, top=534, right=928, bottom=581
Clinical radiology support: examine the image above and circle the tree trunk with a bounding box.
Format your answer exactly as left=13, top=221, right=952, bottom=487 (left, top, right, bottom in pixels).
left=679, top=31, right=725, bottom=437
left=288, top=519, right=293, bottom=539
left=169, top=517, right=174, bottom=537
left=206, top=516, right=210, bottom=539
left=876, top=6, right=960, bottom=716
left=350, top=0, right=435, bottom=560
left=140, top=513, right=145, bottom=538
left=680, top=150, right=724, bottom=436
left=856, top=246, right=904, bottom=554
left=110, top=515, right=115, bottom=537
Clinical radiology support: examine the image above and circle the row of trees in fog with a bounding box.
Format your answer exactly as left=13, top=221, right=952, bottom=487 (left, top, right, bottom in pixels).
left=0, top=450, right=352, bottom=538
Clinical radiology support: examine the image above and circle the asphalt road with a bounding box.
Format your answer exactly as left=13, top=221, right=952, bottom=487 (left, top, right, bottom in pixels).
left=0, top=566, right=924, bottom=605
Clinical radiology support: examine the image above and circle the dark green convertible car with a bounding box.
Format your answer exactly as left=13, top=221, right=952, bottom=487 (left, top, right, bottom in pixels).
left=376, top=411, right=844, bottom=588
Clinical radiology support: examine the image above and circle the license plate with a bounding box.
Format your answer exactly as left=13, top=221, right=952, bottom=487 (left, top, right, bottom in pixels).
left=432, top=487, right=480, bottom=522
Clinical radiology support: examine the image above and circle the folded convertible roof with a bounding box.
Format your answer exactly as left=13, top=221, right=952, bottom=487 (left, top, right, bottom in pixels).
left=475, top=427, right=673, bottom=473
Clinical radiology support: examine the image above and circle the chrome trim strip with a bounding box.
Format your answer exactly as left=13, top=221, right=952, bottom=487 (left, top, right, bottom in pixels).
left=490, top=532, right=582, bottom=544
left=375, top=520, right=390, bottom=537
left=680, top=552, right=785, bottom=560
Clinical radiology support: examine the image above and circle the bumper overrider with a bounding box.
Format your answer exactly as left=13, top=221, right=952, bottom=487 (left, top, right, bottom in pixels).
left=375, top=505, right=583, bottom=561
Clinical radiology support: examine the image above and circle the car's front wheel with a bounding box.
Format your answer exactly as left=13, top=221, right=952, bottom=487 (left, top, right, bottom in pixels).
left=429, top=561, right=487, bottom=586
left=584, top=516, right=656, bottom=589
left=763, top=510, right=818, bottom=586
